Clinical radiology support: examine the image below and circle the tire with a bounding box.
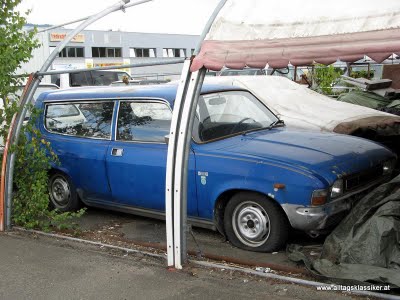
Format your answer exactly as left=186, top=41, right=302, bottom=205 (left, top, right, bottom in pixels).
left=48, top=172, right=80, bottom=212
left=224, top=192, right=289, bottom=252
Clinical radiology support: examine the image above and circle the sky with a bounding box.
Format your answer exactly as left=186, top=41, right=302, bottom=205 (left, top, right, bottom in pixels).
left=17, top=0, right=220, bottom=35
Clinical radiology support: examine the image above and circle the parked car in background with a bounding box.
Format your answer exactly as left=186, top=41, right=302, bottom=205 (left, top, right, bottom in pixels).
left=6, top=83, right=59, bottom=104
left=218, top=66, right=307, bottom=81
left=110, top=79, right=169, bottom=86
left=35, top=84, right=396, bottom=252
left=51, top=70, right=132, bottom=89
left=0, top=83, right=59, bottom=153
left=219, top=68, right=266, bottom=76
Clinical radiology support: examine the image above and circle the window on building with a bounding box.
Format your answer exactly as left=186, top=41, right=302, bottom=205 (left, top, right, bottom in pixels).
left=130, top=48, right=156, bottom=58
left=92, top=47, right=122, bottom=58
left=162, top=48, right=186, bottom=58
left=58, top=47, right=85, bottom=58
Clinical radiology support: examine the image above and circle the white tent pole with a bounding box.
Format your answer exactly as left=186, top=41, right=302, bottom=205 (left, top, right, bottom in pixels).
left=3, top=0, right=155, bottom=230
left=165, top=59, right=192, bottom=266
left=173, top=68, right=205, bottom=268
left=165, top=0, right=227, bottom=269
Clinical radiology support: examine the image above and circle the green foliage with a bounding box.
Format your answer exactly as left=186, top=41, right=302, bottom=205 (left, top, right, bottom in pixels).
left=0, top=0, right=85, bottom=231
left=0, top=0, right=40, bottom=101
left=313, top=64, right=345, bottom=95
left=350, top=69, right=375, bottom=79
left=10, top=108, right=85, bottom=230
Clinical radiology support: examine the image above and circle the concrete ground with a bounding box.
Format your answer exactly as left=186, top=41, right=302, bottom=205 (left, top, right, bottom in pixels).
left=73, top=207, right=325, bottom=273
left=0, top=232, right=354, bottom=300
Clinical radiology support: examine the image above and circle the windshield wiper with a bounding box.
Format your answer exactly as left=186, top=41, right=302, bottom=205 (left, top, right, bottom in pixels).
left=267, top=119, right=285, bottom=129
left=242, top=119, right=285, bottom=136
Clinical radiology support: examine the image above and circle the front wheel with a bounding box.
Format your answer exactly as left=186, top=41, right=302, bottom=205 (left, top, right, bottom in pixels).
left=48, top=172, right=80, bottom=212
left=224, top=192, right=289, bottom=252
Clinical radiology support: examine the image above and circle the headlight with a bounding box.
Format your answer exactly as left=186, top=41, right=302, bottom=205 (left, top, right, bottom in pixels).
left=383, top=159, right=396, bottom=175
left=330, top=179, right=344, bottom=199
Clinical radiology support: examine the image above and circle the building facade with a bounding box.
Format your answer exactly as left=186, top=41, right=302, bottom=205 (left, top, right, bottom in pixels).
left=22, top=27, right=200, bottom=82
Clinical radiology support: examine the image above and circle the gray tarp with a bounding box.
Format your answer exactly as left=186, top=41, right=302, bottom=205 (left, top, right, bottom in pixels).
left=288, top=175, right=400, bottom=288
left=338, top=90, right=391, bottom=109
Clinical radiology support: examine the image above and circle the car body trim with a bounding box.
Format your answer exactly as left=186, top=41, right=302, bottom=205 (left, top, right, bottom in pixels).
left=195, top=152, right=315, bottom=178
left=82, top=198, right=216, bottom=230
left=282, top=175, right=389, bottom=231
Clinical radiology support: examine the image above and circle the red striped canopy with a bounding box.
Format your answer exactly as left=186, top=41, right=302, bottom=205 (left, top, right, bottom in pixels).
left=191, top=0, right=400, bottom=71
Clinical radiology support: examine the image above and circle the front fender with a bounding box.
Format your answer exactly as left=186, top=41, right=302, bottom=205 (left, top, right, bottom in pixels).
left=195, top=153, right=327, bottom=219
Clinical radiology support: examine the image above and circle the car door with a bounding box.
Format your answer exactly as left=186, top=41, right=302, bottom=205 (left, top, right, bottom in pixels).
left=42, top=100, right=115, bottom=201
left=106, top=99, right=198, bottom=216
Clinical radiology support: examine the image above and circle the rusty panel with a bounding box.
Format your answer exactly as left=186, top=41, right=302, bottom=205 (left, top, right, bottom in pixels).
left=382, top=64, right=400, bottom=89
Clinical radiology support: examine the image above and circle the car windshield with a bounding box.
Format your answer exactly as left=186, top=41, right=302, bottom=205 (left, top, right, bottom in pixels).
left=193, top=90, right=278, bottom=143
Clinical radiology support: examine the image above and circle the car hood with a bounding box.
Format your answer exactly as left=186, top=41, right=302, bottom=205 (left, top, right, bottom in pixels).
left=219, top=128, right=395, bottom=184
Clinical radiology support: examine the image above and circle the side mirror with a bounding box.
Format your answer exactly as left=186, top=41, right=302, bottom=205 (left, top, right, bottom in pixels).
left=164, top=134, right=170, bottom=144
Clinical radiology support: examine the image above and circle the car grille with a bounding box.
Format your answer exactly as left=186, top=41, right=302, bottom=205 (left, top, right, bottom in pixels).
left=344, top=165, right=383, bottom=192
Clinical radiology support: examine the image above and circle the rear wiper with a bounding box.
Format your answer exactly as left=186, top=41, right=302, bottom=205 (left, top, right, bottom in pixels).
left=242, top=119, right=285, bottom=136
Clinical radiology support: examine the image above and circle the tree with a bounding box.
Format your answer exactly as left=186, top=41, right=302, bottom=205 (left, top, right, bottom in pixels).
left=0, top=0, right=39, bottom=101
left=0, top=1, right=85, bottom=230
left=313, top=64, right=344, bottom=95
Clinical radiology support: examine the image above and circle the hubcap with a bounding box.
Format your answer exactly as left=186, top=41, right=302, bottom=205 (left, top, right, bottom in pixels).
left=50, top=176, right=71, bottom=208
left=232, top=201, right=270, bottom=247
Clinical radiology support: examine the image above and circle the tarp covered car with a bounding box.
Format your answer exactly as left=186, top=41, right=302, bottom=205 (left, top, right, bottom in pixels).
left=288, top=174, right=400, bottom=288
left=206, top=76, right=400, bottom=156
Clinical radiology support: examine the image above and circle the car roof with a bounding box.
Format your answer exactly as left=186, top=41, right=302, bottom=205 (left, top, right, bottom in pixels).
left=36, top=83, right=244, bottom=106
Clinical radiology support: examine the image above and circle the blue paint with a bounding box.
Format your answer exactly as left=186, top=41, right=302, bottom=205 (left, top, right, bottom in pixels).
left=35, top=84, right=396, bottom=231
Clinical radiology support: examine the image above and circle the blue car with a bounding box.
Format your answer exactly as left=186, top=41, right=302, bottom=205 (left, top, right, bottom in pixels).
left=35, top=84, right=396, bottom=252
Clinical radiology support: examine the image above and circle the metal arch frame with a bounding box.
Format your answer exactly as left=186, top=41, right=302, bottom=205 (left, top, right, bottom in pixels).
left=0, top=0, right=158, bottom=230
left=165, top=0, right=227, bottom=269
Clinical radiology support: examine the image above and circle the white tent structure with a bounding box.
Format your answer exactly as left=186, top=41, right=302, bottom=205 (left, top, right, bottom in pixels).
left=166, top=0, right=400, bottom=268
left=192, top=0, right=400, bottom=71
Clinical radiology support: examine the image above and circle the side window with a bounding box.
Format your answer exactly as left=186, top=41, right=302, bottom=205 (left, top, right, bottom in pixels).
left=45, top=102, right=114, bottom=139
left=117, top=101, right=172, bottom=143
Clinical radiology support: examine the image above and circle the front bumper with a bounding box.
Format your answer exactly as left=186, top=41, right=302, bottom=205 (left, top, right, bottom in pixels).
left=281, top=177, right=388, bottom=234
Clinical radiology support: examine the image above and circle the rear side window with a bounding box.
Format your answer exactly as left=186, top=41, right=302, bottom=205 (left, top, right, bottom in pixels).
left=117, top=101, right=172, bottom=143
left=91, top=71, right=120, bottom=86
left=45, top=101, right=114, bottom=139
left=70, top=71, right=92, bottom=87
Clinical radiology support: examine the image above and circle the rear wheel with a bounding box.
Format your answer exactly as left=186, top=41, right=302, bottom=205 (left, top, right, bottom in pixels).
left=48, top=172, right=80, bottom=212
left=224, top=192, right=289, bottom=252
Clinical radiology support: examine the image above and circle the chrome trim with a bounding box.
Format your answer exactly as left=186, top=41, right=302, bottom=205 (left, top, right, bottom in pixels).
left=42, top=96, right=173, bottom=104
left=283, top=175, right=389, bottom=232
left=328, top=175, right=389, bottom=203
left=81, top=198, right=216, bottom=230
left=43, top=100, right=117, bottom=141
left=114, top=97, right=172, bottom=145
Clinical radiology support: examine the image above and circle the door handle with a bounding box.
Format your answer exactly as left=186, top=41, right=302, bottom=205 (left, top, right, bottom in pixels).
left=111, top=148, right=124, bottom=156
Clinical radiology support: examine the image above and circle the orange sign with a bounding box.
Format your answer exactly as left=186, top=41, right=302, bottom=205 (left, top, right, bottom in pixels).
left=94, top=63, right=123, bottom=67
left=50, top=33, right=85, bottom=43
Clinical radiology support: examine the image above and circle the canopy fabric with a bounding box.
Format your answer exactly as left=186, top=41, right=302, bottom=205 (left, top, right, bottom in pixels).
left=192, top=0, right=400, bottom=71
